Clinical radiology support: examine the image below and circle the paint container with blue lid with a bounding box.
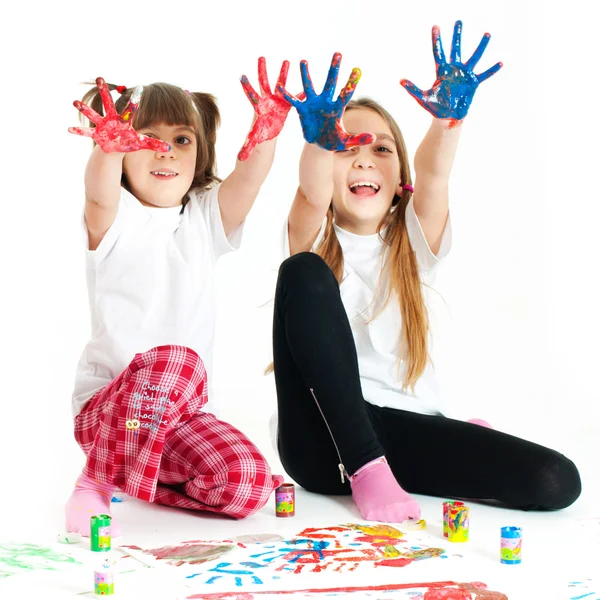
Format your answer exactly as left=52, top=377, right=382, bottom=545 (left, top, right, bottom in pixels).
left=501, top=526, right=522, bottom=564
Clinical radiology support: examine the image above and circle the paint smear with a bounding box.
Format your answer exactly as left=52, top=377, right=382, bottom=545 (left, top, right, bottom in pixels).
left=125, top=543, right=235, bottom=566
left=0, top=543, right=81, bottom=577
left=188, top=580, right=507, bottom=599
left=232, top=534, right=285, bottom=544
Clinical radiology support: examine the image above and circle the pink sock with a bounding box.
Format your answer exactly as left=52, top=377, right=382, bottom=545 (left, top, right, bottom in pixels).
left=349, top=457, right=421, bottom=522
left=467, top=418, right=493, bottom=429
left=65, top=474, right=121, bottom=537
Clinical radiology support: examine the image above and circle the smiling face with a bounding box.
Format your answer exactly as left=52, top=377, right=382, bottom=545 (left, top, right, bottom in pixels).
left=332, top=107, right=404, bottom=235
left=122, top=122, right=198, bottom=208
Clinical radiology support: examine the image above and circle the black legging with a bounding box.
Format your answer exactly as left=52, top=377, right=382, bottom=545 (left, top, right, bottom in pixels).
left=273, top=252, right=581, bottom=510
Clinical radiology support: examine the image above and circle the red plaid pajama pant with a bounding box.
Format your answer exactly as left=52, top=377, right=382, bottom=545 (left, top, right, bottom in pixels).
left=74, top=345, right=281, bottom=518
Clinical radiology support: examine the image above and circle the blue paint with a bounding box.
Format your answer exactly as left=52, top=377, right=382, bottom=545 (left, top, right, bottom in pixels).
left=280, top=53, right=373, bottom=151
left=250, top=539, right=329, bottom=564
left=401, top=20, right=502, bottom=121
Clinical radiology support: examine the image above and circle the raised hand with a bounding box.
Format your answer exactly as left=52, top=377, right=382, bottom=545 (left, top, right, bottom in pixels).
left=238, top=58, right=304, bottom=161
left=68, top=77, right=171, bottom=153
left=279, top=53, right=374, bottom=151
left=401, top=21, right=502, bottom=125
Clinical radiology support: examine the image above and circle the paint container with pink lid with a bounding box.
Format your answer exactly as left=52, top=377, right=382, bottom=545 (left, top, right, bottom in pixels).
left=275, top=483, right=295, bottom=517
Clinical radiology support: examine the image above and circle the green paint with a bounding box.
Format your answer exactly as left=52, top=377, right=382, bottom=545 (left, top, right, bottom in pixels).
left=0, top=543, right=81, bottom=576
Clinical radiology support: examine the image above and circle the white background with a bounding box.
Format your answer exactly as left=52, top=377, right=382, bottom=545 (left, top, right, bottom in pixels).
left=0, top=0, right=598, bottom=505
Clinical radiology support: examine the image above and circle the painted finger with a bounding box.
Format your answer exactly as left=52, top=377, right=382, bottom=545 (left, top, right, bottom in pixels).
left=432, top=26, right=446, bottom=66
left=73, top=100, right=102, bottom=125
left=345, top=132, right=375, bottom=148
left=278, top=84, right=303, bottom=109
left=275, top=59, right=290, bottom=93
left=299, top=60, right=317, bottom=99
left=476, top=61, right=503, bottom=83
left=465, top=33, right=491, bottom=71
left=322, top=52, right=342, bottom=100
left=68, top=126, right=95, bottom=138
left=257, top=56, right=271, bottom=96
left=237, top=137, right=256, bottom=162
left=400, top=79, right=425, bottom=102
left=140, top=136, right=171, bottom=152
left=95, top=77, right=117, bottom=117
left=450, top=20, right=463, bottom=63
left=120, top=85, right=143, bottom=123
left=339, top=67, right=361, bottom=107
left=240, top=75, right=261, bottom=107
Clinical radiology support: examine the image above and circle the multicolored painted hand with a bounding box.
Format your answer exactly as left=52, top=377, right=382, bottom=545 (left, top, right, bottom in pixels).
left=401, top=21, right=503, bottom=124
left=238, top=58, right=304, bottom=161
left=279, top=53, right=374, bottom=151
left=68, top=77, right=171, bottom=153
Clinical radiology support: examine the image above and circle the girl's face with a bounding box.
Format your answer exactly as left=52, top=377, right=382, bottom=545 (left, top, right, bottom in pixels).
left=332, top=108, right=403, bottom=235
left=123, top=122, right=197, bottom=207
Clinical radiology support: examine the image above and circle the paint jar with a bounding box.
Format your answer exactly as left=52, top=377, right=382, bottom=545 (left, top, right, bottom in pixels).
left=501, top=526, right=522, bottom=564
left=447, top=504, right=469, bottom=542
left=94, top=557, right=115, bottom=595
left=442, top=501, right=464, bottom=538
left=90, top=514, right=112, bottom=552
left=275, top=483, right=295, bottom=517
left=111, top=490, right=126, bottom=503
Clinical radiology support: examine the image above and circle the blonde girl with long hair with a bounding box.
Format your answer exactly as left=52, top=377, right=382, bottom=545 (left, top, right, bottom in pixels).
left=272, top=23, right=580, bottom=521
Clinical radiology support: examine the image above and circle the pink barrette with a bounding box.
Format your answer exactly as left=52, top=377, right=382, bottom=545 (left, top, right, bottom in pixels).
left=402, top=184, right=414, bottom=193
left=116, top=85, right=127, bottom=94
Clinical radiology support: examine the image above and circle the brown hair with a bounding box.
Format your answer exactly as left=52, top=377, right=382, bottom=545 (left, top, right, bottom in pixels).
left=316, top=98, right=428, bottom=390
left=80, top=82, right=221, bottom=203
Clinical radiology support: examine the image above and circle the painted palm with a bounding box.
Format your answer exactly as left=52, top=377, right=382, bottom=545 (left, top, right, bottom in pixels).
left=69, top=77, right=170, bottom=153
left=401, top=20, right=502, bottom=124
left=280, top=53, right=374, bottom=151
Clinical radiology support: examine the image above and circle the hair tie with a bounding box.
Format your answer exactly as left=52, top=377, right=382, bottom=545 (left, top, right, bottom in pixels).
left=402, top=184, right=414, bottom=193
left=116, top=85, right=127, bottom=94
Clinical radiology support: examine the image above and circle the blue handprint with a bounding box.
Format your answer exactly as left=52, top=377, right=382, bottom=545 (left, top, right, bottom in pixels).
left=401, top=20, right=502, bottom=123
left=189, top=561, right=266, bottom=586
left=279, top=53, right=374, bottom=151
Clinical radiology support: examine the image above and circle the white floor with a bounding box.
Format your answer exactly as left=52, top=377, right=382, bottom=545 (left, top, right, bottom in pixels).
left=1, top=406, right=598, bottom=599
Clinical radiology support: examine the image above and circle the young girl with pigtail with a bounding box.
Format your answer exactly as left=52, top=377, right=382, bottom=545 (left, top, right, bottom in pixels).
left=66, top=59, right=302, bottom=536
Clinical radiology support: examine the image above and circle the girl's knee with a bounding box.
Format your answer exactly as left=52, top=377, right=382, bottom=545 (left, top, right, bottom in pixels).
left=522, top=453, right=581, bottom=510
left=133, top=345, right=206, bottom=383
left=219, top=457, right=276, bottom=519
left=277, top=253, right=336, bottom=299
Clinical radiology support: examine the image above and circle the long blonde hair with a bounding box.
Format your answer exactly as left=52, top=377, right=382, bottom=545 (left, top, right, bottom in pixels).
left=316, top=98, right=428, bottom=389
left=79, top=81, right=221, bottom=203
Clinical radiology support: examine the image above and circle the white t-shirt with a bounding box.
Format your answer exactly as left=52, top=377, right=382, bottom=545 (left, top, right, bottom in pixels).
left=72, top=183, right=242, bottom=417
left=283, top=197, right=452, bottom=415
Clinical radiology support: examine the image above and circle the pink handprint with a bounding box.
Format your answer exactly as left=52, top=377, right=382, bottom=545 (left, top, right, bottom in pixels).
left=68, top=77, right=171, bottom=154
left=237, top=58, right=303, bottom=161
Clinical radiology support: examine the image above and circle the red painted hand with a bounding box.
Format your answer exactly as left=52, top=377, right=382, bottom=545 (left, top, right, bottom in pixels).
left=68, top=77, right=171, bottom=154
left=237, top=58, right=304, bottom=161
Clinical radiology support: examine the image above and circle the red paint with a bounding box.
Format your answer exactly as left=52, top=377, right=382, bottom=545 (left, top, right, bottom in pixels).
left=189, top=581, right=507, bottom=598
left=375, top=556, right=414, bottom=567
left=297, top=526, right=350, bottom=538
left=69, top=77, right=171, bottom=154
left=237, top=57, right=303, bottom=161
left=424, top=590, right=471, bottom=599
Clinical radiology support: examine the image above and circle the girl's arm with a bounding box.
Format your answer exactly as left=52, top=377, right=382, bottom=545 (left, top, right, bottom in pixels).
left=69, top=78, right=169, bottom=250
left=83, top=147, right=125, bottom=251
left=402, top=20, right=502, bottom=254
left=288, top=143, right=334, bottom=255
left=218, top=58, right=299, bottom=236
left=218, top=135, right=277, bottom=237
left=412, top=119, right=461, bottom=255
left=281, top=53, right=374, bottom=256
